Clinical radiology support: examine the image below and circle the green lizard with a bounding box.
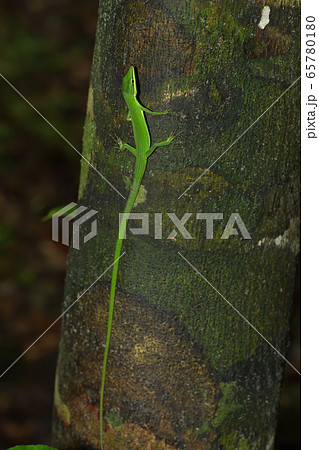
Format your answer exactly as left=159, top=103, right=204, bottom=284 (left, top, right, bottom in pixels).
left=99, top=66, right=175, bottom=449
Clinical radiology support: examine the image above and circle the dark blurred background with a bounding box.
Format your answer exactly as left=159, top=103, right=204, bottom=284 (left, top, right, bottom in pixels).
left=0, top=1, right=300, bottom=448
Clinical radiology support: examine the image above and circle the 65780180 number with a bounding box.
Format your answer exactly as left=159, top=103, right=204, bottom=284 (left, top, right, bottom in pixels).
left=306, top=16, right=316, bottom=79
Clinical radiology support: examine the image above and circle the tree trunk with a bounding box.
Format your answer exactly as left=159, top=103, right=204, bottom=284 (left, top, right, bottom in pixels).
left=52, top=0, right=300, bottom=448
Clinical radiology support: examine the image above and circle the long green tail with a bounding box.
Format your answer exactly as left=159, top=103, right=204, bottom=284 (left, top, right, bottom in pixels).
left=99, top=177, right=141, bottom=449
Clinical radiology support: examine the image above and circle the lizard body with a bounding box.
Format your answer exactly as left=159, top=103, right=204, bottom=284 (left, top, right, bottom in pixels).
left=99, top=66, right=174, bottom=449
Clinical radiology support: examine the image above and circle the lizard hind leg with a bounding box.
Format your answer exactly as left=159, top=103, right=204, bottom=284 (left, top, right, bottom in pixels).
left=118, top=141, right=137, bottom=156
left=108, top=132, right=136, bottom=155
left=141, top=105, right=168, bottom=116
left=146, top=135, right=175, bottom=158
left=108, top=132, right=122, bottom=150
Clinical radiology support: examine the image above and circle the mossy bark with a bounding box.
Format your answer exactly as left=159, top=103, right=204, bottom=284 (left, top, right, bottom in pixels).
left=52, top=1, right=300, bottom=449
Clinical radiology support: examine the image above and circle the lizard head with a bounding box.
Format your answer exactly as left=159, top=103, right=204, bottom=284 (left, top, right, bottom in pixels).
left=122, top=66, right=137, bottom=98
